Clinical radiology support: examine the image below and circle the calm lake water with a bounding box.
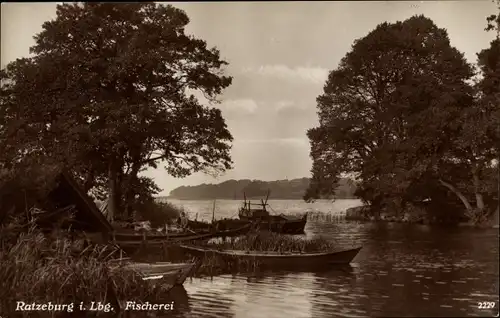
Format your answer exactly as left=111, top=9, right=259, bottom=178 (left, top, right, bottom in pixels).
left=158, top=199, right=499, bottom=317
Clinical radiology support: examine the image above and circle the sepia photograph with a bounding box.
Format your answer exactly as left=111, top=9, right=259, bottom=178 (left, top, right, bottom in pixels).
left=0, top=1, right=499, bottom=317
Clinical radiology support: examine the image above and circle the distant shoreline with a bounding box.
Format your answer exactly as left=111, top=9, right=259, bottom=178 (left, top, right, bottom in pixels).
left=165, top=178, right=358, bottom=202
left=157, top=197, right=359, bottom=201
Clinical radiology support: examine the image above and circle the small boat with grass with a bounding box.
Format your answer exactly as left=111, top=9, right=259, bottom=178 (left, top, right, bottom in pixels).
left=179, top=244, right=362, bottom=269
left=238, top=191, right=308, bottom=234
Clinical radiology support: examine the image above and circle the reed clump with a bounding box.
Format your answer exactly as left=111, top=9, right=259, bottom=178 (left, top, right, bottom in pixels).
left=0, top=224, right=175, bottom=317
left=195, top=231, right=337, bottom=253
left=193, top=253, right=262, bottom=276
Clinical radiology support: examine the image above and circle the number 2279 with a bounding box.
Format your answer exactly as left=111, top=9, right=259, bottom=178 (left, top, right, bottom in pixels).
left=478, top=301, right=496, bottom=309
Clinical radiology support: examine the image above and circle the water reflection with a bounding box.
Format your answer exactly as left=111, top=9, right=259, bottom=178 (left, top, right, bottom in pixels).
left=310, top=267, right=369, bottom=318
left=186, top=277, right=235, bottom=317
left=234, top=272, right=314, bottom=318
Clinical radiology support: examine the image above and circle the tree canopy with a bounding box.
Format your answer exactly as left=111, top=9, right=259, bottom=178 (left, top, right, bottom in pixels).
left=305, top=14, right=499, bottom=224
left=1, top=3, right=233, bottom=220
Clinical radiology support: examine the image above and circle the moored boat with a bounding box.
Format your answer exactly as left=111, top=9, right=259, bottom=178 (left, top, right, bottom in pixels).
left=111, top=261, right=196, bottom=286
left=253, top=213, right=308, bottom=234
left=112, top=223, right=253, bottom=248
left=238, top=191, right=307, bottom=234
left=179, top=245, right=362, bottom=269
left=113, top=230, right=207, bottom=241
left=187, top=218, right=251, bottom=232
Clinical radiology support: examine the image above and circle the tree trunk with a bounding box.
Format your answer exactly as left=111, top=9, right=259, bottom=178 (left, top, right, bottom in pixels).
left=471, top=169, right=485, bottom=210
left=107, top=159, right=120, bottom=223
left=124, top=160, right=141, bottom=220
left=123, top=144, right=143, bottom=220
left=83, top=169, right=94, bottom=192
left=115, top=163, right=124, bottom=220
left=438, top=179, right=473, bottom=212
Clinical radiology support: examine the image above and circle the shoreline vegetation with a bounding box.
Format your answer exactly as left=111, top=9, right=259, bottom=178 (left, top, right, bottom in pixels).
left=345, top=205, right=499, bottom=228
left=0, top=223, right=178, bottom=317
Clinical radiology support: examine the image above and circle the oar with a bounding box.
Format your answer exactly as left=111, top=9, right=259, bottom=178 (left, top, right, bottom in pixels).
left=265, top=189, right=270, bottom=205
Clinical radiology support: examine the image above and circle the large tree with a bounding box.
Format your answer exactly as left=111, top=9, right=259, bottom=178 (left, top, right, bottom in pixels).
left=1, top=3, right=233, bottom=220
left=432, top=2, right=500, bottom=223
left=304, top=15, right=493, bottom=222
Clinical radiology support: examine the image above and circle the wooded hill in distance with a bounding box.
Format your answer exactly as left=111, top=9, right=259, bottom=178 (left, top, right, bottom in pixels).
left=166, top=178, right=357, bottom=200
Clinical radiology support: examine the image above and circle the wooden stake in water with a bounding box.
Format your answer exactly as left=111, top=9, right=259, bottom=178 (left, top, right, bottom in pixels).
left=212, top=199, right=216, bottom=223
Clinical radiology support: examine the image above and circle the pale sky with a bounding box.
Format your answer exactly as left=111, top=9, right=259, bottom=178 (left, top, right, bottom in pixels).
left=1, top=1, right=497, bottom=195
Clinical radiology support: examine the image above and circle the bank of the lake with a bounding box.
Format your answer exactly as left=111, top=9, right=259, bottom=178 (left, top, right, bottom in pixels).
left=344, top=204, right=500, bottom=228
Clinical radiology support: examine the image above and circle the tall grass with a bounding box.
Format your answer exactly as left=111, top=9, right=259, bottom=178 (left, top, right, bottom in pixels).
left=0, top=225, right=176, bottom=317
left=195, top=232, right=338, bottom=253
left=195, top=253, right=263, bottom=276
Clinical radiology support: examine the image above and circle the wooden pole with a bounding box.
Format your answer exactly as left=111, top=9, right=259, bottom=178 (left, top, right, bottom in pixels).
left=243, top=192, right=247, bottom=210
left=212, top=199, right=216, bottom=223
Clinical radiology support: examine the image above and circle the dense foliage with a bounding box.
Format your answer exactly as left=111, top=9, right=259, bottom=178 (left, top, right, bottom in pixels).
left=0, top=3, right=233, bottom=221
left=305, top=14, right=499, bottom=224
left=168, top=178, right=357, bottom=200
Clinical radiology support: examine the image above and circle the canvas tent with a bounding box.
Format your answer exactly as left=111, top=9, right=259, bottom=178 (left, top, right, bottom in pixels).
left=0, top=170, right=113, bottom=233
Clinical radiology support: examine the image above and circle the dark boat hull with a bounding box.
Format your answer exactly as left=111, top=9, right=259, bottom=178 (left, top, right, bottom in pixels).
left=189, top=217, right=306, bottom=235
left=114, top=232, right=214, bottom=248
left=180, top=245, right=362, bottom=269
left=113, top=230, right=206, bottom=241
left=254, top=217, right=307, bottom=234
left=187, top=219, right=250, bottom=232
left=113, top=224, right=252, bottom=247
left=239, top=213, right=307, bottom=234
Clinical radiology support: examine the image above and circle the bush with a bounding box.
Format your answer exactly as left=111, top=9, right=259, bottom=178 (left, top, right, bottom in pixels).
left=136, top=201, right=183, bottom=228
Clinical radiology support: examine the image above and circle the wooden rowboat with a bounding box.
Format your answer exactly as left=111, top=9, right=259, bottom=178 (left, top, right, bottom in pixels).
left=113, top=224, right=253, bottom=247
left=110, top=261, right=196, bottom=286
left=179, top=245, right=362, bottom=269
left=113, top=230, right=206, bottom=241
left=113, top=231, right=214, bottom=248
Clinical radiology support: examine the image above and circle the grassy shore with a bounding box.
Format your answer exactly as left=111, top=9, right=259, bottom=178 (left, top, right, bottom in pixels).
left=0, top=225, right=176, bottom=317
